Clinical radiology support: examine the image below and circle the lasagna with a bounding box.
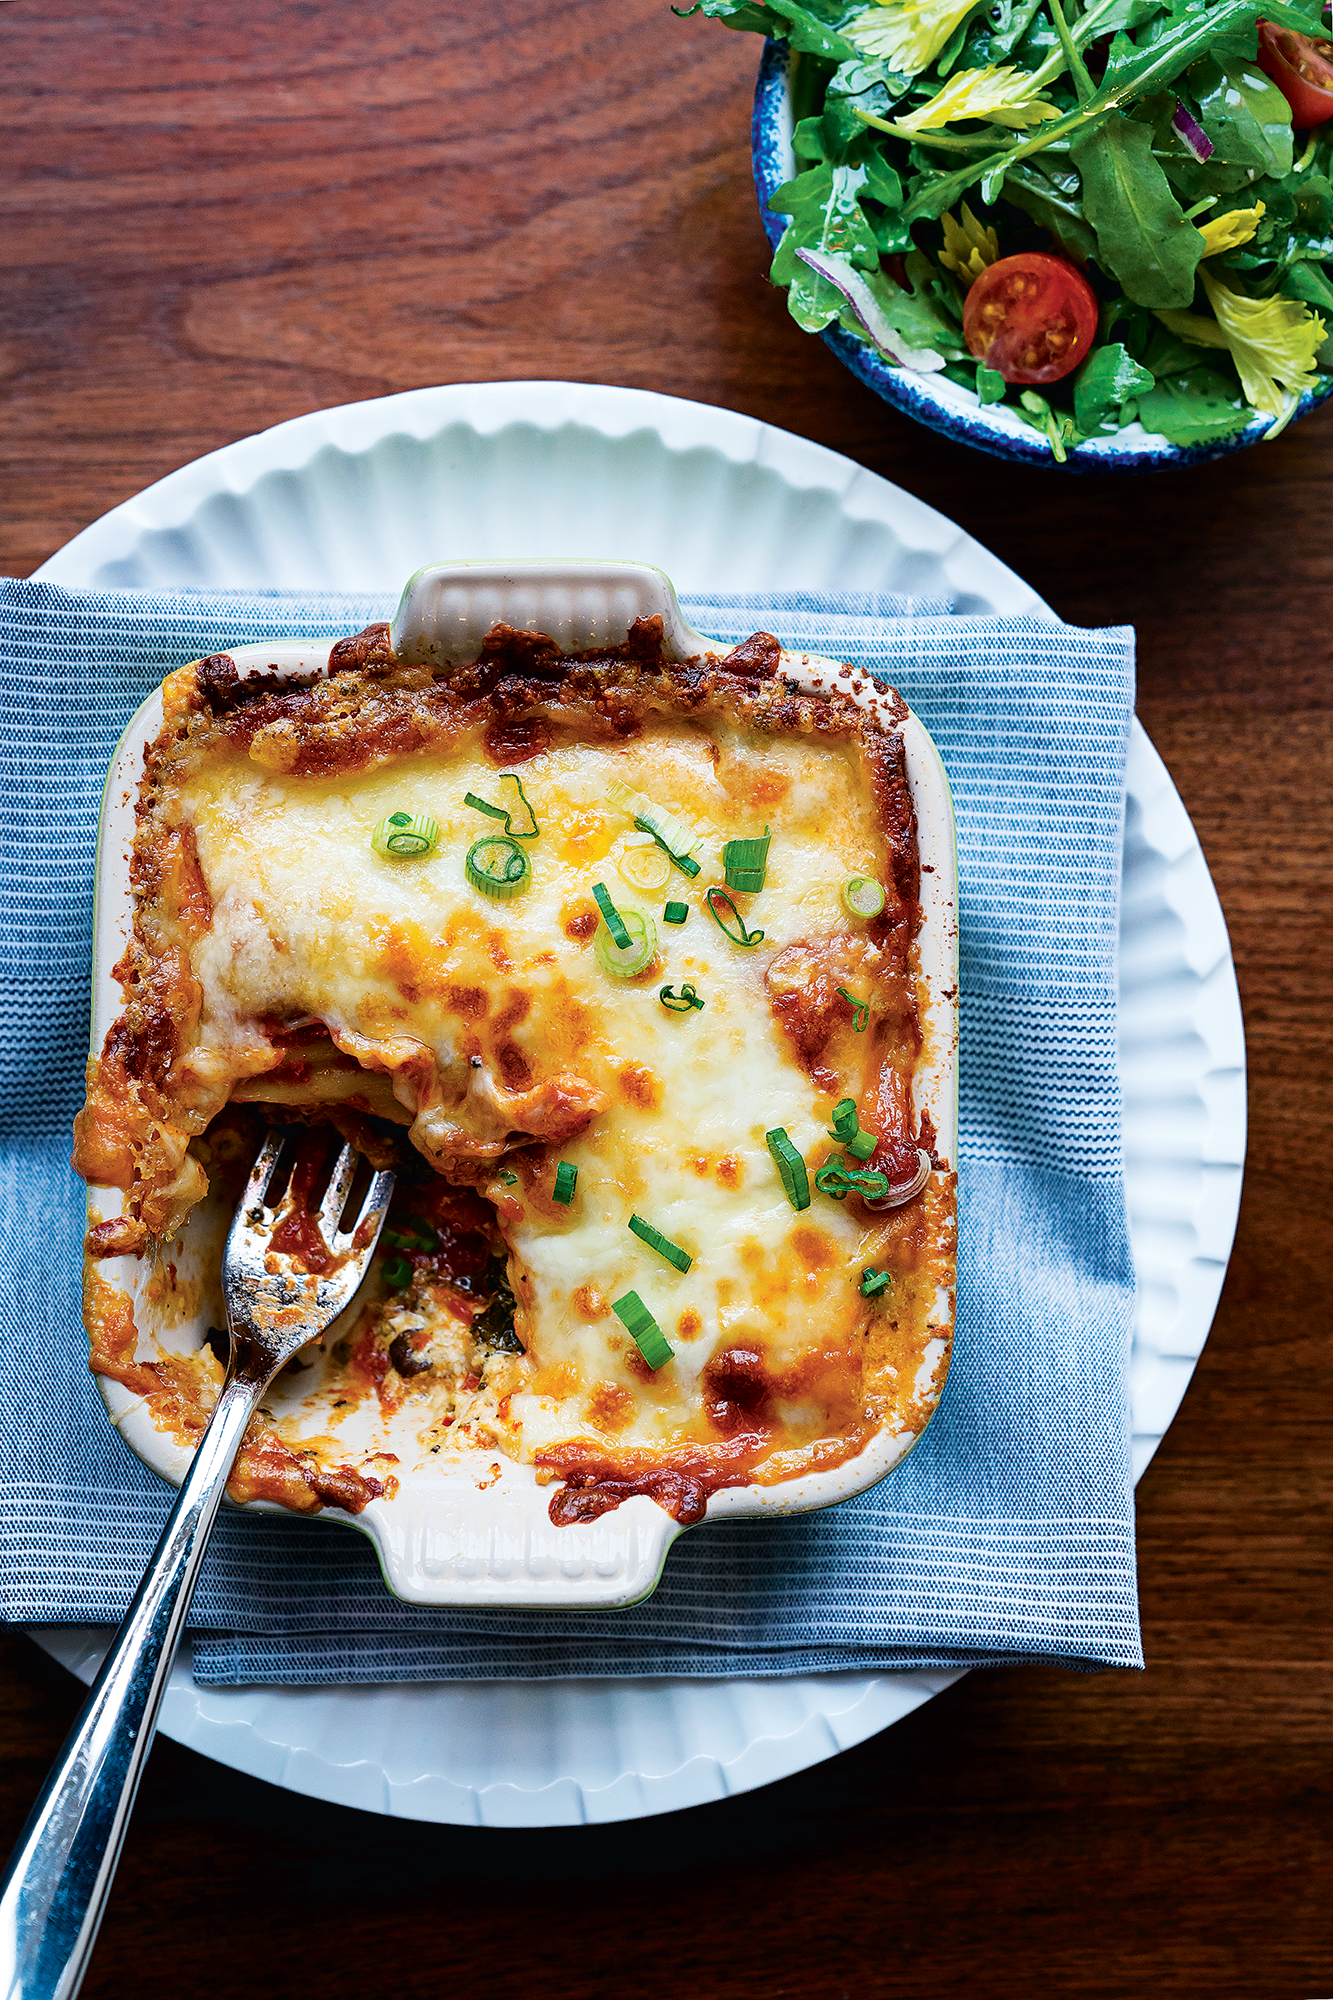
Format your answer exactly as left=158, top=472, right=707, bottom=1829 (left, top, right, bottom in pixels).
left=74, top=616, right=955, bottom=1525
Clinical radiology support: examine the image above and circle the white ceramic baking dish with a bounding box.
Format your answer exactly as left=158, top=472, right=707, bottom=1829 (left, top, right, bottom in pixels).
left=83, top=560, right=958, bottom=1609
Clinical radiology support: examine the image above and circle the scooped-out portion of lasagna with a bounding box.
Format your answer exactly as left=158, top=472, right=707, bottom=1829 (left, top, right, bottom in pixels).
left=74, top=616, right=956, bottom=1526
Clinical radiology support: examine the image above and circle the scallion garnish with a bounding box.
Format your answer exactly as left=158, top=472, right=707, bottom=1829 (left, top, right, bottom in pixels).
left=606, top=781, right=702, bottom=877
left=722, top=828, right=771, bottom=895
left=594, top=906, right=658, bottom=979
left=613, top=1290, right=674, bottom=1369
left=553, top=1162, right=578, bottom=1205
left=638, top=821, right=700, bottom=877
left=592, top=881, right=631, bottom=949
left=814, top=1162, right=889, bottom=1202
left=382, top=1218, right=440, bottom=1253
left=706, top=886, right=764, bottom=947
left=381, top=1253, right=413, bottom=1289
left=659, top=982, right=704, bottom=1013
left=465, top=834, right=531, bottom=900
left=859, top=1268, right=892, bottom=1298
left=663, top=901, right=689, bottom=925
left=373, top=811, right=440, bottom=859
left=628, top=1214, right=693, bottom=1273
left=618, top=842, right=672, bottom=893
left=464, top=773, right=539, bottom=838
left=465, top=792, right=507, bottom=824
left=842, top=875, right=885, bottom=920
left=828, top=1096, right=879, bottom=1158
left=765, top=1127, right=811, bottom=1211
left=497, top=1169, right=518, bottom=1186
left=836, top=986, right=869, bottom=1031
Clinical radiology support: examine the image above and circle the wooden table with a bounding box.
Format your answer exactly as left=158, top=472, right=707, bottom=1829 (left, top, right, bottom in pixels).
left=4, top=3, right=1330, bottom=1993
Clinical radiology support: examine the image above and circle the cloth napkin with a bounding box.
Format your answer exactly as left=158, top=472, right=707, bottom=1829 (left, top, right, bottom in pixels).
left=0, top=577, right=1141, bottom=1684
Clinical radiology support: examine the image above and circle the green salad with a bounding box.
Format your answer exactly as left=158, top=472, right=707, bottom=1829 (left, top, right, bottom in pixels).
left=683, top=0, right=1333, bottom=453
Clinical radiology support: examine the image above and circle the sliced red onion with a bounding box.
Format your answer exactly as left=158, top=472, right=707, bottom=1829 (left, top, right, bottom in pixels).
left=1172, top=99, right=1214, bottom=163
left=862, top=1148, right=933, bottom=1210
left=795, top=247, right=946, bottom=373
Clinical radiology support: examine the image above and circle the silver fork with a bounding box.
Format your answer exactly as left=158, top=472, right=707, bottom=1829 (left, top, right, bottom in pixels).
left=0, top=1132, right=394, bottom=2000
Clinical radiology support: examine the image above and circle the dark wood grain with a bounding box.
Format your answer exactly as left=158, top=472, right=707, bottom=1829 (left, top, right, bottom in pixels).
left=3, top=1, right=1331, bottom=1993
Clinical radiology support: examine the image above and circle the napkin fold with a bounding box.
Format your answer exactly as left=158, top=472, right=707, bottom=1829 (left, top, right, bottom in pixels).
left=0, top=577, right=1142, bottom=1683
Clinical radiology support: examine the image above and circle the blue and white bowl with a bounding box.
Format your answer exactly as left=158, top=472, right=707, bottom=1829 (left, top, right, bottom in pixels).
left=751, top=37, right=1333, bottom=471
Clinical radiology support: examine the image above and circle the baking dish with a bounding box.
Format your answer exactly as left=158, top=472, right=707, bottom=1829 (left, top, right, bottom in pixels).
left=81, top=559, right=958, bottom=1608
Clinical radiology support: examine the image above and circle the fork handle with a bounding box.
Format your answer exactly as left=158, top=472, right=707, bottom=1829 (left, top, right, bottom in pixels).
left=0, top=1370, right=265, bottom=2000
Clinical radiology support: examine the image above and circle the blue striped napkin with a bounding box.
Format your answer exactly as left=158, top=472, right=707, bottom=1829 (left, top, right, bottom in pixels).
left=0, top=577, right=1141, bottom=1683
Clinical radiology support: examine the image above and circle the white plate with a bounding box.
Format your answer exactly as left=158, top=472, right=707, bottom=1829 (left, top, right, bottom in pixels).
left=33, top=381, right=1246, bottom=1825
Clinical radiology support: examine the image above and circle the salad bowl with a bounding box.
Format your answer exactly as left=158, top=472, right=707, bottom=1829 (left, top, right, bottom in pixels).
left=752, top=36, right=1333, bottom=471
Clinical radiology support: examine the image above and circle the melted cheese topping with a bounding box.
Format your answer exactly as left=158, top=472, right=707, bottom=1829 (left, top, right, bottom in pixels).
left=174, top=720, right=929, bottom=1465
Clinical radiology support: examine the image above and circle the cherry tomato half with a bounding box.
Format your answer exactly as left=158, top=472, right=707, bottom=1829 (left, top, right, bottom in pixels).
left=1257, top=20, right=1333, bottom=129
left=962, top=252, right=1099, bottom=386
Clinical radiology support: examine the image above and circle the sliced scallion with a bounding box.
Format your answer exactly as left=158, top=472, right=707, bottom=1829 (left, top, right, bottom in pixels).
left=814, top=1162, right=889, bottom=1202
left=706, top=886, right=764, bottom=947
left=765, top=1127, right=811, bottom=1211
left=628, top=1213, right=693, bottom=1272
left=594, top=906, right=658, bottom=979
left=836, top=986, right=869, bottom=1031
left=498, top=773, right=538, bottom=837
left=829, top=1098, right=859, bottom=1143
left=828, top=1097, right=878, bottom=1157
left=373, top=811, right=440, bottom=859
left=663, top=901, right=689, bottom=925
left=606, top=780, right=702, bottom=877
left=382, top=1218, right=440, bottom=1253
left=465, top=835, right=531, bottom=900
left=618, top=842, right=672, bottom=893
left=842, top=875, right=885, bottom=919
left=553, top=1161, right=578, bottom=1205
left=860, top=1268, right=892, bottom=1297
left=659, top=982, right=704, bottom=1013
left=464, top=773, right=539, bottom=838
left=613, top=1290, right=674, bottom=1369
left=381, top=1253, right=413, bottom=1289
left=722, top=828, right=771, bottom=895
left=592, top=881, right=630, bottom=949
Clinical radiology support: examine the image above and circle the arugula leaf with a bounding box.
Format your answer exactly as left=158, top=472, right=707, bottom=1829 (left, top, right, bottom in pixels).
left=1136, top=363, right=1254, bottom=441
left=829, top=56, right=915, bottom=96
left=797, top=90, right=894, bottom=165
left=765, top=0, right=865, bottom=60
left=1072, top=113, right=1203, bottom=306
left=977, top=362, right=1008, bottom=400
left=1074, top=342, right=1155, bottom=429
left=1283, top=258, right=1333, bottom=316
left=1141, top=321, right=1204, bottom=375
left=1002, top=158, right=1100, bottom=259
left=672, top=0, right=773, bottom=28
left=1198, top=58, right=1292, bottom=178
left=770, top=164, right=883, bottom=329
